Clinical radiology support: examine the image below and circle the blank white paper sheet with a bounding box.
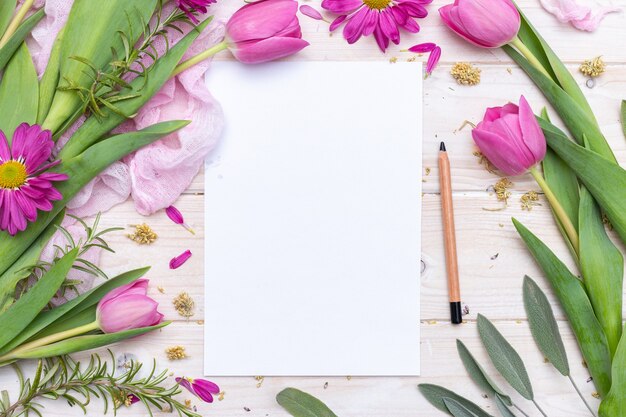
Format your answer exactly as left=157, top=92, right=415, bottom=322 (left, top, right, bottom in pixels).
left=204, top=61, right=422, bottom=376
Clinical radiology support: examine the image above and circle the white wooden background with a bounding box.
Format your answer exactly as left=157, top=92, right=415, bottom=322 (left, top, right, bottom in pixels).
left=2, top=0, right=626, bottom=416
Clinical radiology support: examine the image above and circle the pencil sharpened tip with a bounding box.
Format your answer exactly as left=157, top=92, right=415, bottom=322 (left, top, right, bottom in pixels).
left=440, top=141, right=446, bottom=152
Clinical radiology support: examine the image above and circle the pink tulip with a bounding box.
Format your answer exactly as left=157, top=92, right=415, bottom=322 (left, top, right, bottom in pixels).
left=96, top=280, right=164, bottom=333
left=472, top=96, right=546, bottom=176
left=439, top=0, right=521, bottom=48
left=225, top=0, right=310, bottom=64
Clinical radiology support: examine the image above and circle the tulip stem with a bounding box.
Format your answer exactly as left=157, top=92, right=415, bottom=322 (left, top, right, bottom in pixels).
left=0, top=0, right=34, bottom=48
left=529, top=166, right=580, bottom=256
left=171, top=41, right=228, bottom=77
left=0, top=321, right=100, bottom=362
left=509, top=37, right=552, bottom=80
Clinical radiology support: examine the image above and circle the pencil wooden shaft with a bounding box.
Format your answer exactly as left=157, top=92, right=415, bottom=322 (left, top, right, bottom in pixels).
left=439, top=151, right=460, bottom=303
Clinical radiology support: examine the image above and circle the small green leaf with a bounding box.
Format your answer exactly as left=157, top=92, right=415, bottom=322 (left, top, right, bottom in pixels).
left=0, top=9, right=44, bottom=72
left=540, top=119, right=626, bottom=249
left=0, top=249, right=78, bottom=351
left=495, top=394, right=517, bottom=417
left=443, top=398, right=486, bottom=417
left=456, top=340, right=512, bottom=405
left=275, top=388, right=339, bottom=417
left=523, top=276, right=569, bottom=376
left=13, top=322, right=170, bottom=359
left=0, top=42, right=38, bottom=139
left=579, top=186, right=623, bottom=357
left=477, top=314, right=533, bottom=400
left=418, top=384, right=493, bottom=417
left=599, top=325, right=626, bottom=417
left=513, top=218, right=612, bottom=397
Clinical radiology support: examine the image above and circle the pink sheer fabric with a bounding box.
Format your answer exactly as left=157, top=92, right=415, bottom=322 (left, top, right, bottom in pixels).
left=538, top=0, right=620, bottom=31
left=25, top=0, right=224, bottom=217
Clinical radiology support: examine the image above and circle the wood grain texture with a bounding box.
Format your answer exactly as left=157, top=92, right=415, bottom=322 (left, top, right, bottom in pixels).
left=2, top=0, right=626, bottom=415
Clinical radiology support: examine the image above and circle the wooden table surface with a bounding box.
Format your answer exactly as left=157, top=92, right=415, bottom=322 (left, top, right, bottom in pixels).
left=2, top=1, right=626, bottom=416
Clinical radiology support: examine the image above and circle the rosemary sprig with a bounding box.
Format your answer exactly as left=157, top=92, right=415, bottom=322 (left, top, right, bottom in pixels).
left=0, top=352, right=200, bottom=417
left=58, top=2, right=195, bottom=119
left=17, top=213, right=122, bottom=301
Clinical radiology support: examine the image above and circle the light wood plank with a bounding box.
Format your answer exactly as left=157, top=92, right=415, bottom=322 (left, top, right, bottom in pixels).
left=0, top=321, right=599, bottom=416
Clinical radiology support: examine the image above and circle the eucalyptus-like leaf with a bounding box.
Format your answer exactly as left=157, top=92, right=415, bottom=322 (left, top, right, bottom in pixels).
left=58, top=17, right=212, bottom=160
left=456, top=340, right=512, bottom=405
left=443, top=398, right=486, bottom=417
left=276, top=388, right=338, bottom=417
left=513, top=218, right=612, bottom=397
left=10, top=322, right=170, bottom=361
left=579, top=186, right=624, bottom=357
left=0, top=0, right=16, bottom=36
left=539, top=119, right=626, bottom=248
left=495, top=394, right=517, bottom=417
left=0, top=9, right=44, bottom=73
left=599, top=326, right=626, bottom=417
left=503, top=45, right=614, bottom=162
left=0, top=120, right=190, bottom=277
left=523, top=276, right=569, bottom=375
left=0, top=42, right=38, bottom=139
left=477, top=314, right=533, bottom=400
left=0, top=249, right=78, bottom=351
left=0, top=267, right=151, bottom=354
left=418, top=384, right=493, bottom=417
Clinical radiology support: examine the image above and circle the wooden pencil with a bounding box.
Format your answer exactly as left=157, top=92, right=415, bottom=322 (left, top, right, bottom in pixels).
left=438, top=142, right=462, bottom=324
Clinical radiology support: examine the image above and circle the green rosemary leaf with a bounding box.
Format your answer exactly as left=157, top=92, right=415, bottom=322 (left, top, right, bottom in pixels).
left=477, top=314, right=533, bottom=400
left=522, top=276, right=569, bottom=376
left=418, top=384, right=493, bottom=417
left=456, top=340, right=512, bottom=405
left=495, top=394, right=517, bottom=417
left=513, top=218, right=612, bottom=397
left=579, top=186, right=624, bottom=357
left=0, top=0, right=16, bottom=36
left=13, top=322, right=170, bottom=359
left=0, top=42, right=38, bottom=140
left=276, top=388, right=338, bottom=417
left=443, top=397, right=485, bottom=417
left=0, top=249, right=78, bottom=351
left=0, top=8, right=44, bottom=73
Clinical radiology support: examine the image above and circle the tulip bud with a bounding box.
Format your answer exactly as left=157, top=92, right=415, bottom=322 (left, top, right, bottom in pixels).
left=439, top=0, right=521, bottom=48
left=225, top=0, right=309, bottom=64
left=472, top=95, right=546, bottom=176
left=96, top=279, right=164, bottom=333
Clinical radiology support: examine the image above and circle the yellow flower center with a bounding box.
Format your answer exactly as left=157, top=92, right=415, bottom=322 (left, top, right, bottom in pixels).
left=363, top=0, right=391, bottom=10
left=0, top=160, right=28, bottom=189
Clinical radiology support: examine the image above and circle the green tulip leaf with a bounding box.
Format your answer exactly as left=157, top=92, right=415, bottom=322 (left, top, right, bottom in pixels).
left=539, top=120, right=626, bottom=248
left=13, top=322, right=170, bottom=360
left=0, top=0, right=17, bottom=36
left=513, top=218, right=612, bottom=397
left=418, top=384, right=493, bottom=417
left=37, top=27, right=64, bottom=124
left=495, top=394, right=517, bottom=417
left=599, top=326, right=626, bottom=417
left=0, top=267, right=150, bottom=354
left=276, top=388, right=339, bottom=417
left=30, top=305, right=97, bottom=340
left=0, top=120, right=190, bottom=277
left=476, top=314, right=533, bottom=400
left=0, top=210, right=65, bottom=313
left=522, top=276, right=569, bottom=376
left=456, top=339, right=512, bottom=405
left=579, top=186, right=624, bottom=357
left=0, top=8, right=44, bottom=73
left=0, top=41, right=38, bottom=139
left=0, top=249, right=78, bottom=351
left=59, top=17, right=212, bottom=159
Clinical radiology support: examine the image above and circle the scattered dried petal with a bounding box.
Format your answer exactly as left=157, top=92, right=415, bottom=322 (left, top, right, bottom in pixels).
left=166, top=345, right=187, bottom=360
left=170, top=250, right=192, bottom=269
left=166, top=205, right=196, bottom=235
left=520, top=190, right=541, bottom=211
left=173, top=292, right=195, bottom=317
left=451, top=62, right=481, bottom=86
left=299, top=4, right=323, bottom=20
left=127, top=224, right=158, bottom=245
left=494, top=178, right=513, bottom=204
left=579, top=56, right=605, bottom=78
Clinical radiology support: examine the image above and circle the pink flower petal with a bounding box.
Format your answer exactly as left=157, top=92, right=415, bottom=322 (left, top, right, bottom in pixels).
left=230, top=37, right=309, bottom=64
left=170, top=250, right=193, bottom=269
left=426, top=46, right=441, bottom=76
left=300, top=4, right=324, bottom=20
left=408, top=42, right=436, bottom=53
